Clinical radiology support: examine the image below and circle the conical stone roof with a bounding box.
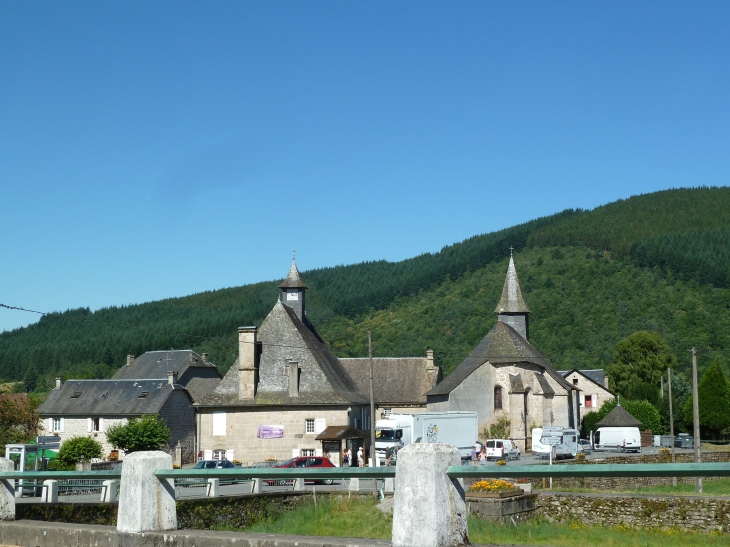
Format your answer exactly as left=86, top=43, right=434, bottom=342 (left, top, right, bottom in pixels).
left=494, top=256, right=531, bottom=314
left=595, top=404, right=644, bottom=428
left=279, top=261, right=309, bottom=289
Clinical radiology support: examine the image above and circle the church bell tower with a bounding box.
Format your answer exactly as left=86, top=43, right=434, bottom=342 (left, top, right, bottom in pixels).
left=279, top=260, right=308, bottom=320
left=494, top=255, right=531, bottom=340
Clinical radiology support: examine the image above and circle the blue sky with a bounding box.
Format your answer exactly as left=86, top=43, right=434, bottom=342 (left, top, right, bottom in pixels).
left=1, top=2, right=729, bottom=333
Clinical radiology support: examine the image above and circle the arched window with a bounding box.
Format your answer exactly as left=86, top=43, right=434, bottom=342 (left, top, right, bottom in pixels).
left=494, top=386, right=503, bottom=410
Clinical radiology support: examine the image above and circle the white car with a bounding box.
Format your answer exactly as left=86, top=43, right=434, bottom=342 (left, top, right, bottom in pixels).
left=485, top=439, right=521, bottom=461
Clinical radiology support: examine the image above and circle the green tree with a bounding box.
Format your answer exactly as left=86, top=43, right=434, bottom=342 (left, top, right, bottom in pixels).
left=684, top=356, right=730, bottom=438
left=105, top=414, right=171, bottom=453
left=658, top=371, right=692, bottom=434
left=583, top=398, right=663, bottom=435
left=56, top=436, right=103, bottom=466
left=606, top=331, right=677, bottom=404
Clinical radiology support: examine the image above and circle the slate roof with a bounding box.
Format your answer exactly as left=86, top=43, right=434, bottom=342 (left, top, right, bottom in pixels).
left=185, top=377, right=223, bottom=403
left=198, top=302, right=367, bottom=407
left=595, top=404, right=643, bottom=428
left=340, top=357, right=441, bottom=405
left=426, top=321, right=574, bottom=396
left=560, top=369, right=614, bottom=394
left=38, top=379, right=190, bottom=416
left=494, top=257, right=531, bottom=314
left=279, top=261, right=308, bottom=289
left=113, top=350, right=218, bottom=381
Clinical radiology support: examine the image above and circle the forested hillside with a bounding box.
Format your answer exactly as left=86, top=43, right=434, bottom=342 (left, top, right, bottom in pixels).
left=2, top=187, right=729, bottom=393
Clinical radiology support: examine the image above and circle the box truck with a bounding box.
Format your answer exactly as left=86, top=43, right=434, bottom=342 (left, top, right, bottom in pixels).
left=374, top=411, right=478, bottom=464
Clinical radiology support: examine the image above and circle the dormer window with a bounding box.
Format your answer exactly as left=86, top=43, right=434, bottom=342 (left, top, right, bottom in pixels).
left=71, top=391, right=82, bottom=398
left=138, top=391, right=149, bottom=398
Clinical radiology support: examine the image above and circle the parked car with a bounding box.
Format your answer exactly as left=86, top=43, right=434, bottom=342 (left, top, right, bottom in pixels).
left=578, top=439, right=592, bottom=455
left=267, top=457, right=336, bottom=485
left=485, top=439, right=520, bottom=461
left=194, top=459, right=237, bottom=469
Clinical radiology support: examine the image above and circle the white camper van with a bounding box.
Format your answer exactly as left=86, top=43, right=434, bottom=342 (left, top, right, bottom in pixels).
left=594, top=427, right=641, bottom=452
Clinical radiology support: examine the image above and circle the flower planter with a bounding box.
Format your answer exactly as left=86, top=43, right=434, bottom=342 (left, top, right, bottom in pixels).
left=466, top=489, right=523, bottom=499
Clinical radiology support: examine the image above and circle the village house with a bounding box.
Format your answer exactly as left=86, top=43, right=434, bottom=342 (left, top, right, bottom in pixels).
left=37, top=374, right=196, bottom=463
left=196, top=262, right=440, bottom=466
left=560, top=369, right=614, bottom=414
left=37, top=350, right=221, bottom=464
left=426, top=256, right=581, bottom=452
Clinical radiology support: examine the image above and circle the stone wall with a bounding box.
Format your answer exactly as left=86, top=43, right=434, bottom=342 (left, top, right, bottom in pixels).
left=536, top=493, right=730, bottom=533
left=199, top=407, right=350, bottom=465
left=547, top=452, right=730, bottom=490
left=39, top=417, right=128, bottom=456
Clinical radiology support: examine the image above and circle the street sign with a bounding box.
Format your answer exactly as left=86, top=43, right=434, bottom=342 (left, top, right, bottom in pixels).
left=541, top=426, right=564, bottom=434
left=38, top=443, right=60, bottom=450
left=37, top=436, right=61, bottom=444
left=540, top=436, right=561, bottom=446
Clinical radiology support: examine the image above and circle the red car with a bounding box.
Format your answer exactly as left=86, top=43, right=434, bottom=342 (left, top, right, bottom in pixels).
left=268, top=456, right=336, bottom=485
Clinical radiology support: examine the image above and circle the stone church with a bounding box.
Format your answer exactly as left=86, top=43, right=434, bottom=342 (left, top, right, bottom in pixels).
left=426, top=256, right=580, bottom=451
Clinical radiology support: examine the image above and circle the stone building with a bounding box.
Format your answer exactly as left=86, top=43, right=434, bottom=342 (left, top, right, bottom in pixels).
left=426, top=256, right=580, bottom=452
left=196, top=262, right=370, bottom=466
left=340, top=352, right=442, bottom=419
left=560, top=369, right=614, bottom=415
left=37, top=373, right=196, bottom=462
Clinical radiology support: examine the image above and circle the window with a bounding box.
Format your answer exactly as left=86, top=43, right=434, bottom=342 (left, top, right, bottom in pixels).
left=212, top=450, right=226, bottom=460
left=314, top=418, right=326, bottom=434
left=382, top=408, right=392, bottom=417
left=138, top=391, right=149, bottom=398
left=212, top=411, right=226, bottom=436
left=494, top=386, right=503, bottom=410
left=301, top=449, right=315, bottom=456
left=573, top=378, right=578, bottom=386
left=584, top=395, right=593, bottom=408
left=100, top=392, right=108, bottom=399
left=53, top=418, right=62, bottom=432
left=305, top=419, right=315, bottom=433
left=92, top=418, right=100, bottom=432
left=71, top=391, right=82, bottom=398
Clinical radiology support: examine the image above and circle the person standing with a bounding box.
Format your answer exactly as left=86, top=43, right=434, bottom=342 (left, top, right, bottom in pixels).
left=357, top=446, right=365, bottom=467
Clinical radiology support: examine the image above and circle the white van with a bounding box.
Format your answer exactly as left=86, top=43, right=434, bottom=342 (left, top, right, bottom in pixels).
left=594, top=427, right=641, bottom=452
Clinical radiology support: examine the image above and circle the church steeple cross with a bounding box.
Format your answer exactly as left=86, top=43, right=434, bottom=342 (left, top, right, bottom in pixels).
left=509, top=246, right=514, bottom=256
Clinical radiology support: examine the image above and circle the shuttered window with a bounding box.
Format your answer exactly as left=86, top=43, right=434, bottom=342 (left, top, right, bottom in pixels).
left=212, top=412, right=226, bottom=436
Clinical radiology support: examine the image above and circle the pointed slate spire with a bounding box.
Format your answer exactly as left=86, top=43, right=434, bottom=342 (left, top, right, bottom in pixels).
left=494, top=256, right=531, bottom=340
left=279, top=260, right=309, bottom=289
left=495, top=256, right=530, bottom=314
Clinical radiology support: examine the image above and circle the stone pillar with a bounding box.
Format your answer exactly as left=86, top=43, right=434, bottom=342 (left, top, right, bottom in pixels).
left=392, top=443, right=468, bottom=547
left=238, top=327, right=258, bottom=400
left=117, top=451, right=176, bottom=533
left=293, top=477, right=305, bottom=491
left=384, top=477, right=394, bottom=493
left=101, top=480, right=117, bottom=502
left=207, top=478, right=219, bottom=497
left=0, top=458, right=15, bottom=520
left=42, top=480, right=58, bottom=503
left=348, top=478, right=360, bottom=491
left=251, top=478, right=262, bottom=494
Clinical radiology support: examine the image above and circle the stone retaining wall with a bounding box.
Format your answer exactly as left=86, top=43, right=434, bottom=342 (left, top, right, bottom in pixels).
left=536, top=493, right=730, bottom=533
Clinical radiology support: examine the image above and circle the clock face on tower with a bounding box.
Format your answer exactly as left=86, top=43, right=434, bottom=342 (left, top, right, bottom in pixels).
left=287, top=291, right=299, bottom=301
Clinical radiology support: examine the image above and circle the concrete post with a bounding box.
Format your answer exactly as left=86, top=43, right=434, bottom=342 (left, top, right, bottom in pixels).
left=293, top=477, right=305, bottom=491
left=384, top=477, right=394, bottom=493
left=348, top=478, right=360, bottom=491
left=117, top=451, right=176, bottom=534
left=251, top=478, right=261, bottom=494
left=0, top=458, right=15, bottom=520
left=207, top=478, right=219, bottom=497
left=392, top=443, right=468, bottom=547
left=101, top=480, right=117, bottom=502
left=42, top=480, right=58, bottom=503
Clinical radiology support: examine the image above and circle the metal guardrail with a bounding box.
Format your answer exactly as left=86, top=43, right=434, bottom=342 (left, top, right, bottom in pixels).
left=154, top=467, right=396, bottom=480
left=448, top=463, right=730, bottom=479
left=0, top=471, right=121, bottom=481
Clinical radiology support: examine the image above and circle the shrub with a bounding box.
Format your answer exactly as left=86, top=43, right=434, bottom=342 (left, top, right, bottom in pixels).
left=56, top=436, right=103, bottom=466
left=105, top=414, right=171, bottom=453
left=483, top=417, right=511, bottom=440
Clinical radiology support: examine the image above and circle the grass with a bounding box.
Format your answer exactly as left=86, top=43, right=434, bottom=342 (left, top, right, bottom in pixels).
left=538, top=476, right=730, bottom=496
left=211, top=494, right=728, bottom=546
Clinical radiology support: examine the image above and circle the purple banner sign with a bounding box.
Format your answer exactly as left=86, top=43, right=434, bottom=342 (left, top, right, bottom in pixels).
left=257, top=425, right=284, bottom=439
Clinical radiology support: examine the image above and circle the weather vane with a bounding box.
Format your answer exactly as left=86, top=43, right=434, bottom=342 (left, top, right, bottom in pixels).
left=292, top=248, right=296, bottom=263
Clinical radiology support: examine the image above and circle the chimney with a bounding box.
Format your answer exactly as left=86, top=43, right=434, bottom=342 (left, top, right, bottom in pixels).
left=55, top=377, right=62, bottom=390
left=126, top=354, right=135, bottom=366
left=202, top=353, right=209, bottom=364
left=426, top=349, right=435, bottom=372
left=167, top=371, right=178, bottom=385
left=604, top=376, right=610, bottom=389
left=238, top=327, right=258, bottom=400
left=287, top=360, right=300, bottom=397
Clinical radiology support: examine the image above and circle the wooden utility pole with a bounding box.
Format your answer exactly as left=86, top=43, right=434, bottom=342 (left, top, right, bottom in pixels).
left=667, top=367, right=676, bottom=487
left=368, top=330, right=377, bottom=492
left=690, top=347, right=702, bottom=493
